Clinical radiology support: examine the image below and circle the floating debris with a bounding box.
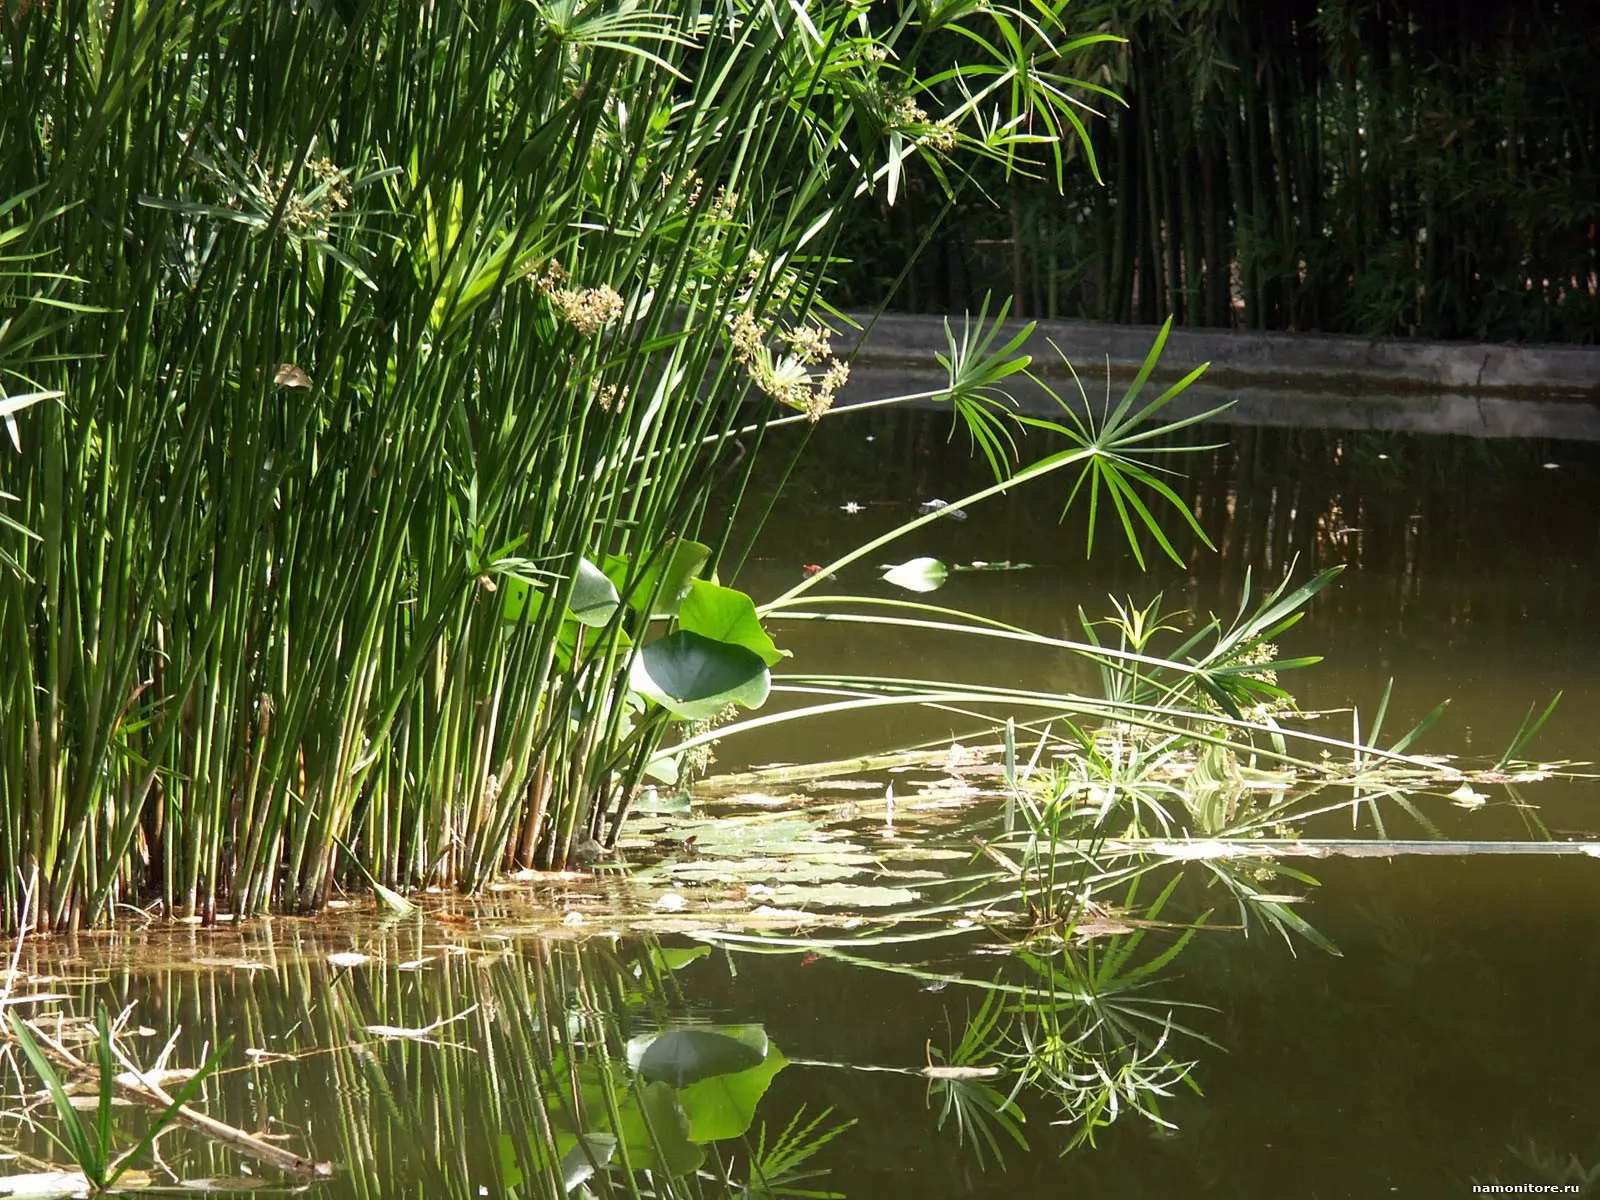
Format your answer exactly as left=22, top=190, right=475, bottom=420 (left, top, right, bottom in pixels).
left=951, top=559, right=1032, bottom=572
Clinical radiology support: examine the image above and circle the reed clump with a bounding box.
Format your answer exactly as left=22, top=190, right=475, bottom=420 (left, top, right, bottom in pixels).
left=0, top=0, right=1108, bottom=929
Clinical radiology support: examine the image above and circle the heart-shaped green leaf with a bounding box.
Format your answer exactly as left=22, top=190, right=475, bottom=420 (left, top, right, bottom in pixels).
left=499, top=578, right=543, bottom=624
left=677, top=580, right=787, bottom=666
left=557, top=1133, right=617, bottom=1192
left=678, top=1046, right=788, bottom=1143
left=632, top=1080, right=704, bottom=1175
left=629, top=631, right=769, bottom=720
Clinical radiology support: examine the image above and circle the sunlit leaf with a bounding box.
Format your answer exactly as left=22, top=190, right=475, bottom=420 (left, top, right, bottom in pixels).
left=570, top=557, right=620, bottom=627
left=677, top=579, right=787, bottom=666
left=882, top=557, right=948, bottom=593
left=621, top=538, right=712, bottom=618
left=630, top=632, right=770, bottom=720
left=677, top=1046, right=788, bottom=1143
left=558, top=1133, right=615, bottom=1193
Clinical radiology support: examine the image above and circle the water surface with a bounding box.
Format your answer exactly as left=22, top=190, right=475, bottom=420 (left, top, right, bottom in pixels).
left=6, top=415, right=1599, bottom=1198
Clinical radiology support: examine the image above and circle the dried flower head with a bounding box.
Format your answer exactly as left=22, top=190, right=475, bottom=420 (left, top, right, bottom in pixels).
left=708, top=186, right=741, bottom=223
left=728, top=311, right=765, bottom=363
left=592, top=381, right=627, bottom=413
left=550, top=283, right=623, bottom=335
left=781, top=324, right=833, bottom=364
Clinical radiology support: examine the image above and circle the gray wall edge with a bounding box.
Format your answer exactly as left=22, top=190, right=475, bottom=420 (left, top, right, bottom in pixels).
left=836, top=312, right=1600, bottom=399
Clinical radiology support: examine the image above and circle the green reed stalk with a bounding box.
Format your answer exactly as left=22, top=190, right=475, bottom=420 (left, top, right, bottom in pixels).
left=0, top=0, right=1110, bottom=929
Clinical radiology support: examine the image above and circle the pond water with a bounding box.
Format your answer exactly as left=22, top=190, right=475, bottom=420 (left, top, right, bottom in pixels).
left=5, top=414, right=1600, bottom=1198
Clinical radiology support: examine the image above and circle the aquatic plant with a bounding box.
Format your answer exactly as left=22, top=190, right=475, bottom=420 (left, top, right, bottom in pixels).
left=4, top=1005, right=221, bottom=1194
left=0, top=0, right=1119, bottom=930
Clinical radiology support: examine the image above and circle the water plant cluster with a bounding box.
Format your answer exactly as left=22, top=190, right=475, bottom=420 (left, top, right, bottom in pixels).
left=0, top=0, right=1123, bottom=930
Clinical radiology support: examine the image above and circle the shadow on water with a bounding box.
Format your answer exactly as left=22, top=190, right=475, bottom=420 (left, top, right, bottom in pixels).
left=4, top=416, right=1600, bottom=1197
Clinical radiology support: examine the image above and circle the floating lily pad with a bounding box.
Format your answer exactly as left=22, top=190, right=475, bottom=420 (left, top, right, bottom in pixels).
left=0, top=1172, right=96, bottom=1198
left=661, top=857, right=866, bottom=886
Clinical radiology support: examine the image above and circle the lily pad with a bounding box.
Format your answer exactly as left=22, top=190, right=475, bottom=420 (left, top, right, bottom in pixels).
left=677, top=580, right=787, bottom=666
left=650, top=946, right=711, bottom=972
left=661, top=857, right=865, bottom=885
left=630, top=631, right=770, bottom=721
left=499, top=577, right=544, bottom=624
left=678, top=1045, right=788, bottom=1143
left=623, top=1027, right=785, bottom=1145
left=767, top=883, right=920, bottom=908
left=0, top=1172, right=94, bottom=1198
left=620, top=538, right=712, bottom=618
left=632, top=1080, right=704, bottom=1175
left=558, top=1133, right=617, bottom=1192
left=951, top=560, right=1033, bottom=572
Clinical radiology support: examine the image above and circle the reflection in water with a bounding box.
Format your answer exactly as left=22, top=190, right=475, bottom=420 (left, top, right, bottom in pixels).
left=5, top=845, right=1600, bottom=1198
left=1, top=914, right=1208, bottom=1197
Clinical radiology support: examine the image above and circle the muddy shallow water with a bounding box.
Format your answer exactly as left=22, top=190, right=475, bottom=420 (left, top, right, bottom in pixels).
left=4, top=414, right=1599, bottom=1198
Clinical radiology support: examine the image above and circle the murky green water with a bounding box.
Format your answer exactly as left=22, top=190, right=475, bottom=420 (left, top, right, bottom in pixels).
left=6, top=416, right=1600, bottom=1197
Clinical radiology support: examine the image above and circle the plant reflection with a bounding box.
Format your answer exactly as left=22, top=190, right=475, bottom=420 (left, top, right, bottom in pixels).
left=1, top=902, right=1227, bottom=1195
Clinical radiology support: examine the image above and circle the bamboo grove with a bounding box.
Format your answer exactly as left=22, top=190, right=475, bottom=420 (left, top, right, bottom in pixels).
left=0, top=0, right=1114, bottom=930
left=836, top=0, right=1600, bottom=342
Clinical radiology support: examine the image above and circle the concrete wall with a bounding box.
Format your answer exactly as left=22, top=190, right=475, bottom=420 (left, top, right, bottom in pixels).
left=833, top=313, right=1600, bottom=441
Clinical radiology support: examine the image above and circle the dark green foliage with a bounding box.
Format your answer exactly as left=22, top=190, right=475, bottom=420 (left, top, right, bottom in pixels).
left=833, top=0, right=1600, bottom=343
